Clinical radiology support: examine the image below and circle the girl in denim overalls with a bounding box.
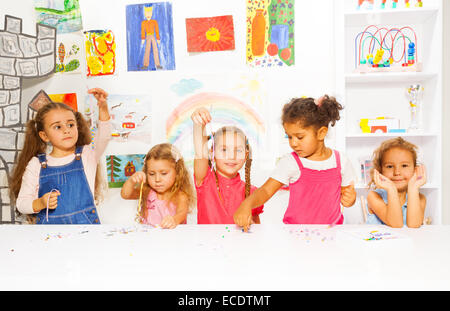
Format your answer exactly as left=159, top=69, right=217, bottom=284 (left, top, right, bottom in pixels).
left=11, top=88, right=111, bottom=224
left=234, top=95, right=357, bottom=231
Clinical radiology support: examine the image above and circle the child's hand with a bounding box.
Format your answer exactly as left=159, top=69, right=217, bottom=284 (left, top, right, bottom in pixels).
left=40, top=191, right=60, bottom=210
left=160, top=216, right=177, bottom=229
left=233, top=204, right=253, bottom=232
left=373, top=169, right=396, bottom=191
left=408, top=165, right=427, bottom=190
left=88, top=88, right=108, bottom=108
left=130, top=171, right=146, bottom=185
left=340, top=181, right=356, bottom=207
left=191, top=107, right=211, bottom=127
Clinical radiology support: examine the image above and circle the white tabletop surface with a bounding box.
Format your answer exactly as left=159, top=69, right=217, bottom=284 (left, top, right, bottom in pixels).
left=1, top=224, right=449, bottom=291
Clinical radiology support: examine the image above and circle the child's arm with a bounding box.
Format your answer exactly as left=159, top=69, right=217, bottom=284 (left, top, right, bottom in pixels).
left=191, top=108, right=211, bottom=186
left=121, top=171, right=146, bottom=200
left=367, top=170, right=404, bottom=227
left=406, top=165, right=427, bottom=228
left=234, top=178, right=283, bottom=231
left=160, top=193, right=189, bottom=229
left=88, top=88, right=110, bottom=121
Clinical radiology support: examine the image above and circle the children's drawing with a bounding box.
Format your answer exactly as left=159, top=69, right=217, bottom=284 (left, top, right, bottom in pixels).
left=49, top=92, right=77, bottom=111
left=0, top=15, right=56, bottom=223
left=170, top=79, right=203, bottom=97
left=185, top=15, right=235, bottom=53
left=86, top=94, right=152, bottom=142
left=106, top=154, right=146, bottom=188
left=246, top=0, right=295, bottom=68
left=35, top=0, right=83, bottom=34
left=55, top=32, right=82, bottom=74
left=126, top=2, right=175, bottom=71
left=166, top=92, right=265, bottom=165
left=84, top=30, right=116, bottom=77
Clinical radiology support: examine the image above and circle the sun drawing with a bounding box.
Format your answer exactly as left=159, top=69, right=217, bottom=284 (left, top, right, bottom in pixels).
left=186, top=15, right=235, bottom=52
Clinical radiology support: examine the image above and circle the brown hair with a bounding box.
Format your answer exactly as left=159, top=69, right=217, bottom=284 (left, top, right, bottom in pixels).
left=281, top=95, right=343, bottom=129
left=136, top=143, right=195, bottom=223
left=369, top=137, right=418, bottom=187
left=9, top=102, right=104, bottom=222
left=208, top=126, right=253, bottom=200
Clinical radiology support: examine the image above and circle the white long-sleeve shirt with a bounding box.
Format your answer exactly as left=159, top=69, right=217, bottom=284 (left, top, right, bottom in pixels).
left=16, top=120, right=112, bottom=214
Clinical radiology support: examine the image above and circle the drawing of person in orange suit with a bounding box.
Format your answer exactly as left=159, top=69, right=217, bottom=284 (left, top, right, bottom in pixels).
left=141, top=6, right=162, bottom=70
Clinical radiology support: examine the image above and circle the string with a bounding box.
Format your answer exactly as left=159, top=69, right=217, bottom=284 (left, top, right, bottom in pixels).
left=137, top=181, right=144, bottom=213
left=46, top=189, right=59, bottom=222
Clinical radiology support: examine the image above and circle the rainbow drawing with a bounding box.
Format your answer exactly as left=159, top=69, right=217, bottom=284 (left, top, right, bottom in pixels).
left=166, top=92, right=266, bottom=163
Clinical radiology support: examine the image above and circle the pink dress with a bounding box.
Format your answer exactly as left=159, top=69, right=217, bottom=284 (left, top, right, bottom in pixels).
left=283, top=150, right=343, bottom=224
left=143, top=190, right=185, bottom=226
left=195, top=169, right=264, bottom=224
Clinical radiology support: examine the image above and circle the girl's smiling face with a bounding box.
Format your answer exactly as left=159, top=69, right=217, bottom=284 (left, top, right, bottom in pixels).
left=381, top=147, right=416, bottom=191
left=213, top=131, right=247, bottom=179
left=146, top=159, right=177, bottom=194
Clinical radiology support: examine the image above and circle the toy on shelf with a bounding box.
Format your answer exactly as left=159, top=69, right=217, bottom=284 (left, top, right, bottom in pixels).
left=354, top=25, right=421, bottom=73
left=357, top=0, right=423, bottom=10
left=406, top=84, right=424, bottom=132
left=359, top=117, right=406, bottom=133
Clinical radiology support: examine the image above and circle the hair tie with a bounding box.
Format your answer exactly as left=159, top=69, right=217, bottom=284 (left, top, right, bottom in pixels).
left=315, top=96, right=325, bottom=107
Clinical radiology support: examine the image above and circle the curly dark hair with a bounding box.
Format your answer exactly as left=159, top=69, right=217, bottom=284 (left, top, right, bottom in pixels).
left=281, top=95, right=343, bottom=129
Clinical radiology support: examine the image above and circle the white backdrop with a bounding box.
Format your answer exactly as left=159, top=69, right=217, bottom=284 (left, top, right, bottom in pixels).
left=1, top=0, right=338, bottom=224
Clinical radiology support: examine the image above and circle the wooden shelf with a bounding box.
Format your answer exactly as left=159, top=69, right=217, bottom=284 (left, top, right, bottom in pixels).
left=344, top=7, right=438, bottom=27
left=345, top=72, right=437, bottom=84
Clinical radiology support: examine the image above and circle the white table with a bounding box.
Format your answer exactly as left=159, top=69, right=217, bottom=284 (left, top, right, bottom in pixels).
left=1, top=224, right=449, bottom=291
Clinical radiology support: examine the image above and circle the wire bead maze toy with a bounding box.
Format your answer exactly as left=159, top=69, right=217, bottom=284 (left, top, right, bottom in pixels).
left=354, top=25, right=421, bottom=73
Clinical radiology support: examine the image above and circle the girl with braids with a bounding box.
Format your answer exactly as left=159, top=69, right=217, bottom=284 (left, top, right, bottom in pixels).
left=121, top=143, right=194, bottom=229
left=366, top=137, right=427, bottom=228
left=191, top=108, right=263, bottom=224
left=234, top=95, right=357, bottom=231
left=10, top=88, right=111, bottom=224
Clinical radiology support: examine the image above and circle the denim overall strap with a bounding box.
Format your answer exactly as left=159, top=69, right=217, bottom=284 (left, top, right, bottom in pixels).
left=36, top=146, right=100, bottom=224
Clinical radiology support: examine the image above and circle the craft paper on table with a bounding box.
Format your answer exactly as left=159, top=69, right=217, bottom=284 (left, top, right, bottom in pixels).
left=106, top=154, right=146, bottom=188
left=126, top=2, right=175, bottom=71
left=86, top=94, right=152, bottom=142
left=48, top=93, right=77, bottom=111
left=55, top=33, right=82, bottom=74
left=35, top=0, right=83, bottom=34
left=185, top=15, right=235, bottom=52
left=84, top=30, right=116, bottom=77
left=337, top=228, right=412, bottom=247
left=246, top=0, right=295, bottom=67
left=166, top=92, right=265, bottom=165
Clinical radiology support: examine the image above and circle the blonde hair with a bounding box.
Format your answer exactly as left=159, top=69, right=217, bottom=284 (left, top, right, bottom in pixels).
left=136, top=143, right=195, bottom=223
left=9, top=102, right=105, bottom=223
left=369, top=137, right=418, bottom=188
left=208, top=126, right=253, bottom=199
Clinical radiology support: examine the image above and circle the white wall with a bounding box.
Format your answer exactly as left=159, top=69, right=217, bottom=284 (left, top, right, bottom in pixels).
left=1, top=0, right=337, bottom=224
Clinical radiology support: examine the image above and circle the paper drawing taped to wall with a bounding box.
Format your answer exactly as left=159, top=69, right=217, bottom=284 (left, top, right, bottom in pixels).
left=0, top=15, right=56, bottom=223
left=35, top=0, right=83, bottom=34
left=246, top=0, right=295, bottom=68
left=86, top=94, right=152, bottom=143
left=106, top=154, right=146, bottom=188
left=55, top=32, right=82, bottom=74
left=185, top=15, right=235, bottom=53
left=126, top=2, right=175, bottom=71
left=84, top=30, right=116, bottom=77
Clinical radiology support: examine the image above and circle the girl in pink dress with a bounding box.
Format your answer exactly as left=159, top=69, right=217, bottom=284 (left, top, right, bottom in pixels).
left=121, top=143, right=195, bottom=228
left=234, top=95, right=357, bottom=231
left=191, top=108, right=263, bottom=224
